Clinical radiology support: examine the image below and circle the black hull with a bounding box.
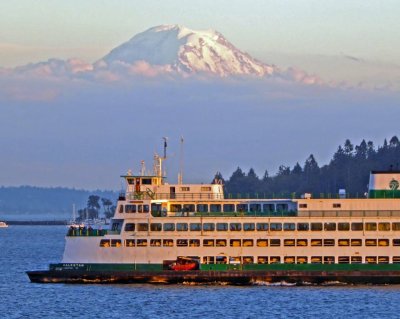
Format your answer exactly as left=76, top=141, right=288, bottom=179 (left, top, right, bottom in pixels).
left=26, top=270, right=400, bottom=285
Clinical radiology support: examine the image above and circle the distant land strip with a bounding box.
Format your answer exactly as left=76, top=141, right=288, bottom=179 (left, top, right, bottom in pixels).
left=5, top=220, right=67, bottom=225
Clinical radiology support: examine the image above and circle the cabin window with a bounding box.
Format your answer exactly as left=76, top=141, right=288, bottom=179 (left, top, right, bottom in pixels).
left=197, top=204, right=208, bottom=212
left=150, top=239, right=162, bottom=247
left=284, top=239, right=295, bottom=246
left=311, top=256, right=322, bottom=264
left=163, top=239, right=173, bottom=247
left=338, top=239, right=350, bottom=246
left=163, top=223, right=175, bottom=231
left=351, top=239, right=362, bottom=246
left=243, top=239, right=253, bottom=247
left=244, top=223, right=255, bottom=231
left=311, top=239, right=322, bottom=246
left=366, top=256, right=377, bottom=264
left=138, top=205, right=142, bottom=213
left=338, top=256, right=350, bottom=264
left=216, top=239, right=227, bottom=247
left=338, top=223, right=350, bottom=231
left=323, top=239, right=335, bottom=246
left=210, top=204, right=221, bottom=213
left=125, top=205, right=136, bottom=213
left=180, top=187, right=190, bottom=191
left=189, top=239, right=200, bottom=247
left=311, top=223, right=323, bottom=231
left=296, top=239, right=308, bottom=246
left=170, top=204, right=182, bottom=212
left=176, top=223, right=188, bottom=231
left=277, top=204, right=288, bottom=212
left=257, top=239, right=268, bottom=247
left=230, top=257, right=241, bottom=264
left=203, top=256, right=215, bottom=264
left=100, top=239, right=110, bottom=247
left=236, top=204, right=248, bottom=212
left=297, top=223, right=309, bottom=231
left=270, top=239, right=281, bottom=247
left=125, top=239, right=135, bottom=247
left=351, top=223, right=363, bottom=231
left=136, top=239, right=147, bottom=247
left=119, top=205, right=124, bottom=213
left=378, top=256, right=389, bottom=264
left=203, top=223, right=215, bottom=231
left=351, top=256, right=362, bottom=264
left=216, top=223, right=228, bottom=231
left=393, top=256, right=400, bottom=263
left=249, top=204, right=261, bottom=212
left=203, top=239, right=214, bottom=247
left=392, top=223, right=400, bottom=231
left=142, top=178, right=152, bottom=185
left=283, top=223, right=295, bottom=231
left=230, top=223, right=242, bottom=231
left=297, top=256, right=308, bottom=264
left=378, top=239, right=389, bottom=246
left=190, top=223, right=201, bottom=231
left=333, top=203, right=341, bottom=208
left=324, top=223, right=336, bottom=231
left=257, top=256, right=268, bottom=264
left=127, top=179, right=134, bottom=185
left=177, top=239, right=188, bottom=247
left=223, top=204, right=235, bottom=212
left=143, top=205, right=150, bottom=213
left=284, top=256, right=295, bottom=264
left=256, top=223, right=268, bottom=231
left=243, top=256, right=254, bottom=264
left=378, top=223, right=390, bottom=231
left=111, top=222, right=122, bottom=232
left=365, top=239, right=377, bottom=246
left=299, top=203, right=307, bottom=208
left=111, top=239, right=121, bottom=247
left=263, top=204, right=275, bottom=212
left=216, top=256, right=227, bottom=264
left=183, top=204, right=195, bottom=212
left=137, top=223, right=148, bottom=231
left=124, top=223, right=135, bottom=232
left=201, top=186, right=211, bottom=191
left=393, top=239, right=400, bottom=246
left=270, top=256, right=281, bottom=264
left=365, top=223, right=377, bottom=231
left=150, top=223, right=162, bottom=231
left=270, top=223, right=282, bottom=231
left=230, top=239, right=241, bottom=247
left=324, top=256, right=335, bottom=264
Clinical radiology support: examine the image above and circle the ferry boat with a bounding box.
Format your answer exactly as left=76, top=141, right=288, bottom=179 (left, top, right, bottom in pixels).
left=27, top=143, right=400, bottom=284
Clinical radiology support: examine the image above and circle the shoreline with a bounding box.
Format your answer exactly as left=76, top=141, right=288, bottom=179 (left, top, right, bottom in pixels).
left=4, top=220, right=67, bottom=225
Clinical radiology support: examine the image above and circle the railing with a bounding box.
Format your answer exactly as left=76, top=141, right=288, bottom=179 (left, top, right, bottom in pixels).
left=127, top=193, right=225, bottom=200
left=151, top=210, right=298, bottom=218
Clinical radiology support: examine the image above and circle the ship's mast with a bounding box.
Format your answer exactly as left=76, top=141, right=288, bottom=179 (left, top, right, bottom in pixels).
left=178, top=136, right=184, bottom=184
left=154, top=137, right=168, bottom=178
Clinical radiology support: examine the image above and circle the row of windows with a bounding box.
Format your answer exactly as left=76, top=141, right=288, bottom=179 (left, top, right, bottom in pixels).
left=119, top=203, right=290, bottom=213
left=99, top=238, right=400, bottom=248
left=203, top=256, right=399, bottom=265
left=124, top=222, right=400, bottom=232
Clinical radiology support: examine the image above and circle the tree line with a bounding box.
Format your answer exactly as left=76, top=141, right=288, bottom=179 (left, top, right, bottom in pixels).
left=214, top=136, right=400, bottom=198
left=77, top=195, right=116, bottom=220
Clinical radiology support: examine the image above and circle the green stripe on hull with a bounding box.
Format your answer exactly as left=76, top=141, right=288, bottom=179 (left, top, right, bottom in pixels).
left=51, top=263, right=400, bottom=272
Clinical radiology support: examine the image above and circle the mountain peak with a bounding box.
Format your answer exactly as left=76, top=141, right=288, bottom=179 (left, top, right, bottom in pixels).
left=99, top=25, right=275, bottom=77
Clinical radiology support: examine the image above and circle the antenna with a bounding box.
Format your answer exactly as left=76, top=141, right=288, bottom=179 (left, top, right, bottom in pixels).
left=163, top=137, right=168, bottom=159
left=178, top=136, right=184, bottom=184
left=140, top=160, right=146, bottom=176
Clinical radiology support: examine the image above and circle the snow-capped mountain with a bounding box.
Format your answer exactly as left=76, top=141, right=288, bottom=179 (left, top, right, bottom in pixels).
left=98, top=24, right=277, bottom=77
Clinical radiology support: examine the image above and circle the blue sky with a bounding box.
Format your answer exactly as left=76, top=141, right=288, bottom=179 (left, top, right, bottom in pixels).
left=1, top=1, right=400, bottom=189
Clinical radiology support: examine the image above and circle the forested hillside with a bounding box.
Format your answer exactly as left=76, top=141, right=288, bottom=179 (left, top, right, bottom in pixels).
left=219, top=136, right=400, bottom=198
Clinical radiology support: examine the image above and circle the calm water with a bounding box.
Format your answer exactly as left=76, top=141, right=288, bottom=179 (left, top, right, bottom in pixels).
left=1, top=226, right=400, bottom=318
